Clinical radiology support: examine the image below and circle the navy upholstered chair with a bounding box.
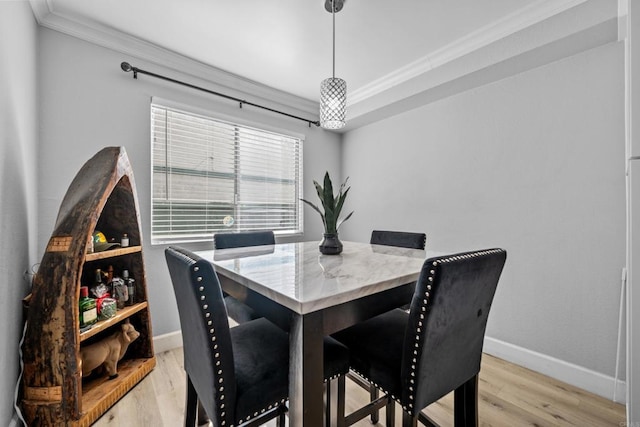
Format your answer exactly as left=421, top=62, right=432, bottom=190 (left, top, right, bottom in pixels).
left=214, top=230, right=276, bottom=250
left=334, top=249, right=507, bottom=427
left=166, top=246, right=349, bottom=427
left=358, top=230, right=426, bottom=423
left=166, top=246, right=287, bottom=426
left=214, top=231, right=349, bottom=426
left=213, top=231, right=276, bottom=324
left=370, top=230, right=426, bottom=250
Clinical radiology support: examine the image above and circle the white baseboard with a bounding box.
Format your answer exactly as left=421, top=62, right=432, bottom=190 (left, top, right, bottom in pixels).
left=9, top=413, right=20, bottom=427
left=153, top=330, right=183, bottom=354
left=484, top=336, right=626, bottom=404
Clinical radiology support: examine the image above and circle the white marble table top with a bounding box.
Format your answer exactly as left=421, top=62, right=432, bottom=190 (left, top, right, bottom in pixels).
left=195, top=241, right=438, bottom=314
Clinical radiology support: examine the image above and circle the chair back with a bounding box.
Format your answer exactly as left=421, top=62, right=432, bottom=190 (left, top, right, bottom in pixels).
left=165, top=247, right=237, bottom=425
left=214, top=231, right=275, bottom=249
left=370, top=230, right=426, bottom=250
left=402, top=248, right=506, bottom=415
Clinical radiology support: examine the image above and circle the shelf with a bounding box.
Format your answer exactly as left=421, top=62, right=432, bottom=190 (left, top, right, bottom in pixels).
left=21, top=148, right=155, bottom=426
left=79, top=357, right=156, bottom=427
left=80, top=302, right=148, bottom=342
left=85, top=246, right=142, bottom=262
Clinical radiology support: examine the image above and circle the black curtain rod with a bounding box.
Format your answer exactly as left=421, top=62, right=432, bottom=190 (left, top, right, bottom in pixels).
left=120, top=62, right=320, bottom=127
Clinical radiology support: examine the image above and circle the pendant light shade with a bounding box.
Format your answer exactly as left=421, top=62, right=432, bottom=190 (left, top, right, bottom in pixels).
left=320, top=77, right=346, bottom=129
left=320, top=0, right=346, bottom=129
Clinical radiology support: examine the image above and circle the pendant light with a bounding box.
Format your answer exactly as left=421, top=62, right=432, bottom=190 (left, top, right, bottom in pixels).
left=320, top=0, right=346, bottom=129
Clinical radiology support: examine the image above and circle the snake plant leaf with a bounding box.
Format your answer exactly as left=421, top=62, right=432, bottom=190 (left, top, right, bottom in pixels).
left=300, top=198, right=321, bottom=215
left=323, top=172, right=335, bottom=213
left=335, top=177, right=350, bottom=205
left=334, top=186, right=350, bottom=219
left=336, top=211, right=354, bottom=230
left=313, top=180, right=326, bottom=210
left=300, top=198, right=326, bottom=228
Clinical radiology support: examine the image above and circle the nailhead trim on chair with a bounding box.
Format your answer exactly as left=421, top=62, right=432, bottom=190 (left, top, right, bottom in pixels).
left=349, top=367, right=398, bottom=402
left=325, top=373, right=344, bottom=381
left=193, top=264, right=287, bottom=427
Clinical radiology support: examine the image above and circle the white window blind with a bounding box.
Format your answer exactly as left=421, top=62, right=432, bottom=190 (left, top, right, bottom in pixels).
left=151, top=103, right=303, bottom=244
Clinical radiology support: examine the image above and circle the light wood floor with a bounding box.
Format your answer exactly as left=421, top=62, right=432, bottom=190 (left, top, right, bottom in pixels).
left=93, top=348, right=625, bottom=427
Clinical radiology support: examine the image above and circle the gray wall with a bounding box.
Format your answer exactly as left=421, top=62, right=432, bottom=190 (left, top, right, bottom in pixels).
left=341, top=41, right=625, bottom=377
left=37, top=29, right=342, bottom=337
left=0, top=3, right=38, bottom=425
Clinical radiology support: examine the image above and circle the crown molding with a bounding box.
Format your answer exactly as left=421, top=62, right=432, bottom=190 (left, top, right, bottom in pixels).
left=28, top=0, right=319, bottom=117
left=28, top=0, right=612, bottom=127
left=341, top=3, right=618, bottom=132
left=349, top=0, right=589, bottom=105
left=28, top=0, right=51, bottom=23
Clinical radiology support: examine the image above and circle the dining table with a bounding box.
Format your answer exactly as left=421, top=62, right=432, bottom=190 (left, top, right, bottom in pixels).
left=194, top=240, right=438, bottom=426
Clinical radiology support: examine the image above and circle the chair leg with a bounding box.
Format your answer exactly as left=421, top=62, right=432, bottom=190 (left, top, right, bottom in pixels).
left=385, top=399, right=395, bottom=427
left=327, top=376, right=347, bottom=427
left=197, top=400, right=210, bottom=426
left=276, top=403, right=287, bottom=427
left=370, top=386, right=380, bottom=423
left=402, top=411, right=418, bottom=427
left=337, top=375, right=346, bottom=427
left=454, top=374, right=479, bottom=427
left=326, top=381, right=332, bottom=427
left=185, top=375, right=198, bottom=427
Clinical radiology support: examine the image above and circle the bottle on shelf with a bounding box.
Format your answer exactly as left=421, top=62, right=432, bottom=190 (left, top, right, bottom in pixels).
left=121, top=233, right=129, bottom=247
left=79, top=286, right=97, bottom=329
left=95, top=269, right=104, bottom=287
left=106, top=265, right=114, bottom=283
left=112, top=276, right=128, bottom=309
left=93, top=269, right=108, bottom=297
left=123, top=269, right=135, bottom=306
left=92, top=268, right=113, bottom=315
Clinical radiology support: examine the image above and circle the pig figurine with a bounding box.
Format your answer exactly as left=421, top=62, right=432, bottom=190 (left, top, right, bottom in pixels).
left=80, top=322, right=140, bottom=379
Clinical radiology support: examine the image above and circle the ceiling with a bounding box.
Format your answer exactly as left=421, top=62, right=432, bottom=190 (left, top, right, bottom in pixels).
left=33, top=0, right=537, bottom=104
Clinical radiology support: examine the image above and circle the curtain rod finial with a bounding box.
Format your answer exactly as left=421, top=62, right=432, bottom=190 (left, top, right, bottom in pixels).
left=121, top=62, right=133, bottom=72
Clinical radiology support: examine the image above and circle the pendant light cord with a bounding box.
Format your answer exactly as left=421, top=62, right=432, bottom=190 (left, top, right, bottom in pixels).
left=332, top=0, right=336, bottom=79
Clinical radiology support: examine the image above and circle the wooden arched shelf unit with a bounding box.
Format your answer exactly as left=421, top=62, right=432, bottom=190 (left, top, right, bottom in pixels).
left=22, top=147, right=155, bottom=426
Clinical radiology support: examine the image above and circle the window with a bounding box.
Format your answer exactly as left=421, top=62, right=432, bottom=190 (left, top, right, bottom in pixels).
left=151, top=103, right=303, bottom=244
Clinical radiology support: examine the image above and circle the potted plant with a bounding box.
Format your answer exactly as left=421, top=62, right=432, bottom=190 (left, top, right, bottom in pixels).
left=301, top=172, right=354, bottom=254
